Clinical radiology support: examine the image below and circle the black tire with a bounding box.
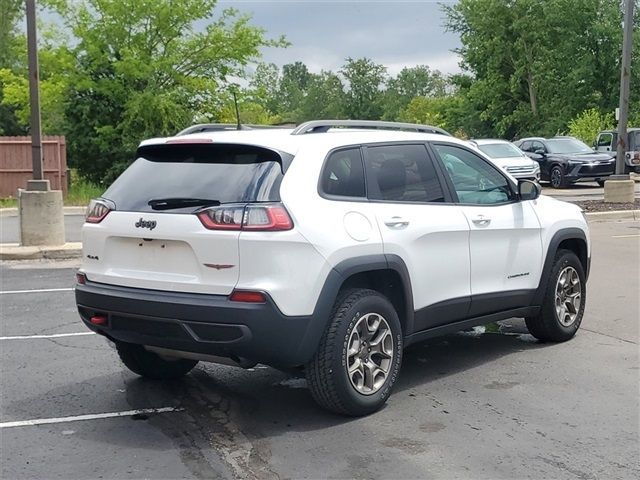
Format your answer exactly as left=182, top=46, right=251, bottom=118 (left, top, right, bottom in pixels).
left=550, top=165, right=566, bottom=188
left=306, top=288, right=403, bottom=416
left=597, top=179, right=606, bottom=187
left=115, top=341, right=198, bottom=379
left=525, top=249, right=586, bottom=342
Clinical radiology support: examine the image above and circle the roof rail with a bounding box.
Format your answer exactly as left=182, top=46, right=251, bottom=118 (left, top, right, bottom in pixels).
left=176, top=123, right=284, bottom=136
left=290, top=120, right=451, bottom=136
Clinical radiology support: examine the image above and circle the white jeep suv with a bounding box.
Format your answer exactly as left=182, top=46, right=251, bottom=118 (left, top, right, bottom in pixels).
left=76, top=120, right=590, bottom=416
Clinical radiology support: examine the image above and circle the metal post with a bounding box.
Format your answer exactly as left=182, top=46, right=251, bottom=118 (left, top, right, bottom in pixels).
left=614, top=0, right=634, bottom=178
left=25, top=0, right=47, bottom=190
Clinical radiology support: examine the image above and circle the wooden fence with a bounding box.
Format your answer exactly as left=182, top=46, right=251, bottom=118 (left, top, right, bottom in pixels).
left=0, top=136, right=68, bottom=198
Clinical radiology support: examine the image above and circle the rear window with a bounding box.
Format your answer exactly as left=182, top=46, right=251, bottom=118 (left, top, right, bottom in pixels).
left=102, top=143, right=287, bottom=212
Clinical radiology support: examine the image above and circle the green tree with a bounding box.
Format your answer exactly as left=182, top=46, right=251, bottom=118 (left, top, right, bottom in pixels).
left=276, top=61, right=311, bottom=119
left=248, top=62, right=281, bottom=115
left=297, top=71, right=346, bottom=121
left=55, top=0, right=285, bottom=184
left=0, top=0, right=26, bottom=135
left=382, top=65, right=447, bottom=120
left=567, top=108, right=615, bottom=144
left=443, top=0, right=639, bottom=139
left=340, top=57, right=387, bottom=120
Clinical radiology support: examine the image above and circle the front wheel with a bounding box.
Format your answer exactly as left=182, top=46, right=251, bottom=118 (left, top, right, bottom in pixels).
left=525, top=250, right=586, bottom=342
left=306, top=289, right=403, bottom=416
left=116, top=341, right=198, bottom=379
left=550, top=165, right=566, bottom=188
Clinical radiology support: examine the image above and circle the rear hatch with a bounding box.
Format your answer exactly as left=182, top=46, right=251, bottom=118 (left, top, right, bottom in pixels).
left=81, top=141, right=289, bottom=295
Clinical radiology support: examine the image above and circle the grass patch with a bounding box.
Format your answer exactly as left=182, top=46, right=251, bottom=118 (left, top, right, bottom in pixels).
left=0, top=173, right=103, bottom=208
left=65, top=176, right=103, bottom=206
left=0, top=198, right=17, bottom=208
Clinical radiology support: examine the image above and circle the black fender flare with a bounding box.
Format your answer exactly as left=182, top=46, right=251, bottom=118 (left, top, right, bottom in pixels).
left=532, top=227, right=589, bottom=306
left=295, top=254, right=415, bottom=361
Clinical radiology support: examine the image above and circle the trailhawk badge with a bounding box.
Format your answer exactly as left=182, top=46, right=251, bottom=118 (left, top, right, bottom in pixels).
left=135, top=218, right=157, bottom=230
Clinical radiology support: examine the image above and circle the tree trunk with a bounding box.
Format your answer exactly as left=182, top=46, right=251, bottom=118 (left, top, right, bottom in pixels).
left=527, top=71, right=538, bottom=116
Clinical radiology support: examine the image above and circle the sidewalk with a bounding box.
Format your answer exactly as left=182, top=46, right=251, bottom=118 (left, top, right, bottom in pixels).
left=0, top=206, right=86, bottom=217
left=1, top=210, right=638, bottom=261
left=0, top=242, right=82, bottom=260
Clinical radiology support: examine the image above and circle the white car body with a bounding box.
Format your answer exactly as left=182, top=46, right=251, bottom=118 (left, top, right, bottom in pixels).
left=76, top=121, right=591, bottom=414
left=81, top=130, right=584, bottom=317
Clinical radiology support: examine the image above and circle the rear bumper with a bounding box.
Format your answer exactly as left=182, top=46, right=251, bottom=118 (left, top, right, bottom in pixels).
left=75, top=280, right=324, bottom=368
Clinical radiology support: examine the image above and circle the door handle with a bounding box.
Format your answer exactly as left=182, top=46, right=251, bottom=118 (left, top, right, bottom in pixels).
left=471, top=215, right=491, bottom=226
left=384, top=217, right=409, bottom=228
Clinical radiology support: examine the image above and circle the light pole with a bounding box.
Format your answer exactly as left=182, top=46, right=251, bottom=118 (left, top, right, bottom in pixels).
left=25, top=0, right=46, bottom=189
left=19, top=0, right=65, bottom=246
left=605, top=0, right=635, bottom=202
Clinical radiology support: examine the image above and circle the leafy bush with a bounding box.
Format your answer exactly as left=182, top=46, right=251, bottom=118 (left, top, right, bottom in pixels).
left=568, top=108, right=615, bottom=145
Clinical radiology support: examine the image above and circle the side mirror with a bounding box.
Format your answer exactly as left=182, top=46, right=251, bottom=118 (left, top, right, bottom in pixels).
left=518, top=179, right=541, bottom=201
left=534, top=148, right=546, bottom=156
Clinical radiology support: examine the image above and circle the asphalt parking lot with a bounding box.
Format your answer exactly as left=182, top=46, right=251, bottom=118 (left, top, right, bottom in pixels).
left=1, top=219, right=638, bottom=479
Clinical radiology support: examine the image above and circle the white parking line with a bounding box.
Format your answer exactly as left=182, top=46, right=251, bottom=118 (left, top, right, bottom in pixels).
left=0, top=287, right=74, bottom=295
left=611, top=234, right=640, bottom=238
left=0, top=407, right=183, bottom=429
left=0, top=332, right=95, bottom=340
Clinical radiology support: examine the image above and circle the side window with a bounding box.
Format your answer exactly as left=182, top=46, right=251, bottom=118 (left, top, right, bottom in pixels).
left=432, top=144, right=515, bottom=205
left=531, top=140, right=546, bottom=153
left=365, top=144, right=446, bottom=203
left=520, top=141, right=532, bottom=152
left=320, top=148, right=365, bottom=198
left=597, top=133, right=613, bottom=147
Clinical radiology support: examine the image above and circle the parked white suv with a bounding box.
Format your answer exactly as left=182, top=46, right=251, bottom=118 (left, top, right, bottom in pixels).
left=471, top=139, right=540, bottom=181
left=76, top=120, right=590, bottom=416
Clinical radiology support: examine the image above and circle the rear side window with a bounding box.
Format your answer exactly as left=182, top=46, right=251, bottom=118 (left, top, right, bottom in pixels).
left=365, top=144, right=445, bottom=203
left=320, top=148, right=366, bottom=198
left=102, top=143, right=285, bottom=212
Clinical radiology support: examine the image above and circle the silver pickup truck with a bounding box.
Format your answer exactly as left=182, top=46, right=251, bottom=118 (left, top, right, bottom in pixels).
left=593, top=128, right=640, bottom=173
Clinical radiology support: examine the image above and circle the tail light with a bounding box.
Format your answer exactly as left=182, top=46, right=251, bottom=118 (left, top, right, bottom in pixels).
left=86, top=199, right=113, bottom=224
left=196, top=203, right=293, bottom=231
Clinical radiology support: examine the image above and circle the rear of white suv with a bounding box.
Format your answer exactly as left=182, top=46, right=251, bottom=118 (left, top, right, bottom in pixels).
left=77, top=137, right=337, bottom=370
left=76, top=122, right=590, bottom=416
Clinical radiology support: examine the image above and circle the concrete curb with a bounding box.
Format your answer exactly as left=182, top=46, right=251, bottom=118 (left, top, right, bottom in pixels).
left=585, top=210, right=639, bottom=221
left=0, top=242, right=82, bottom=261
left=0, top=206, right=86, bottom=218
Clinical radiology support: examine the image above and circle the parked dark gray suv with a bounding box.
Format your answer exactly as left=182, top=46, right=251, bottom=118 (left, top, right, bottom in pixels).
left=515, top=136, right=615, bottom=188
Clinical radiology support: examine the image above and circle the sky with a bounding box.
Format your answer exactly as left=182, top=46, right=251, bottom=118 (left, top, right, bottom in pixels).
left=216, top=0, right=462, bottom=76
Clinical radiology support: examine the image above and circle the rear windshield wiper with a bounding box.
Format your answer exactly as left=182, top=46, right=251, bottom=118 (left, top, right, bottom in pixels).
left=148, top=198, right=221, bottom=210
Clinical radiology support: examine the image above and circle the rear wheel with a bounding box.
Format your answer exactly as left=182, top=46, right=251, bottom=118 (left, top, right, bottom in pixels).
left=525, top=250, right=586, bottom=342
left=550, top=165, right=566, bottom=188
left=115, top=341, right=198, bottom=379
left=306, top=289, right=402, bottom=416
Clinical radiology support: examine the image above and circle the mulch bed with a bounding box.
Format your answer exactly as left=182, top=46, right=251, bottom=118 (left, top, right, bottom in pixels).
left=571, top=199, right=640, bottom=212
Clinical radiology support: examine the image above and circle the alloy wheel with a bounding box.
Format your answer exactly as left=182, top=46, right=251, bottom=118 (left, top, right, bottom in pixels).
left=555, top=266, right=582, bottom=326
left=346, top=313, right=394, bottom=395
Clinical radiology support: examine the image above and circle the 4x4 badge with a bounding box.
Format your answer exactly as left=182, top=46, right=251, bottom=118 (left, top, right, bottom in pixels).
left=135, top=218, right=157, bottom=230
